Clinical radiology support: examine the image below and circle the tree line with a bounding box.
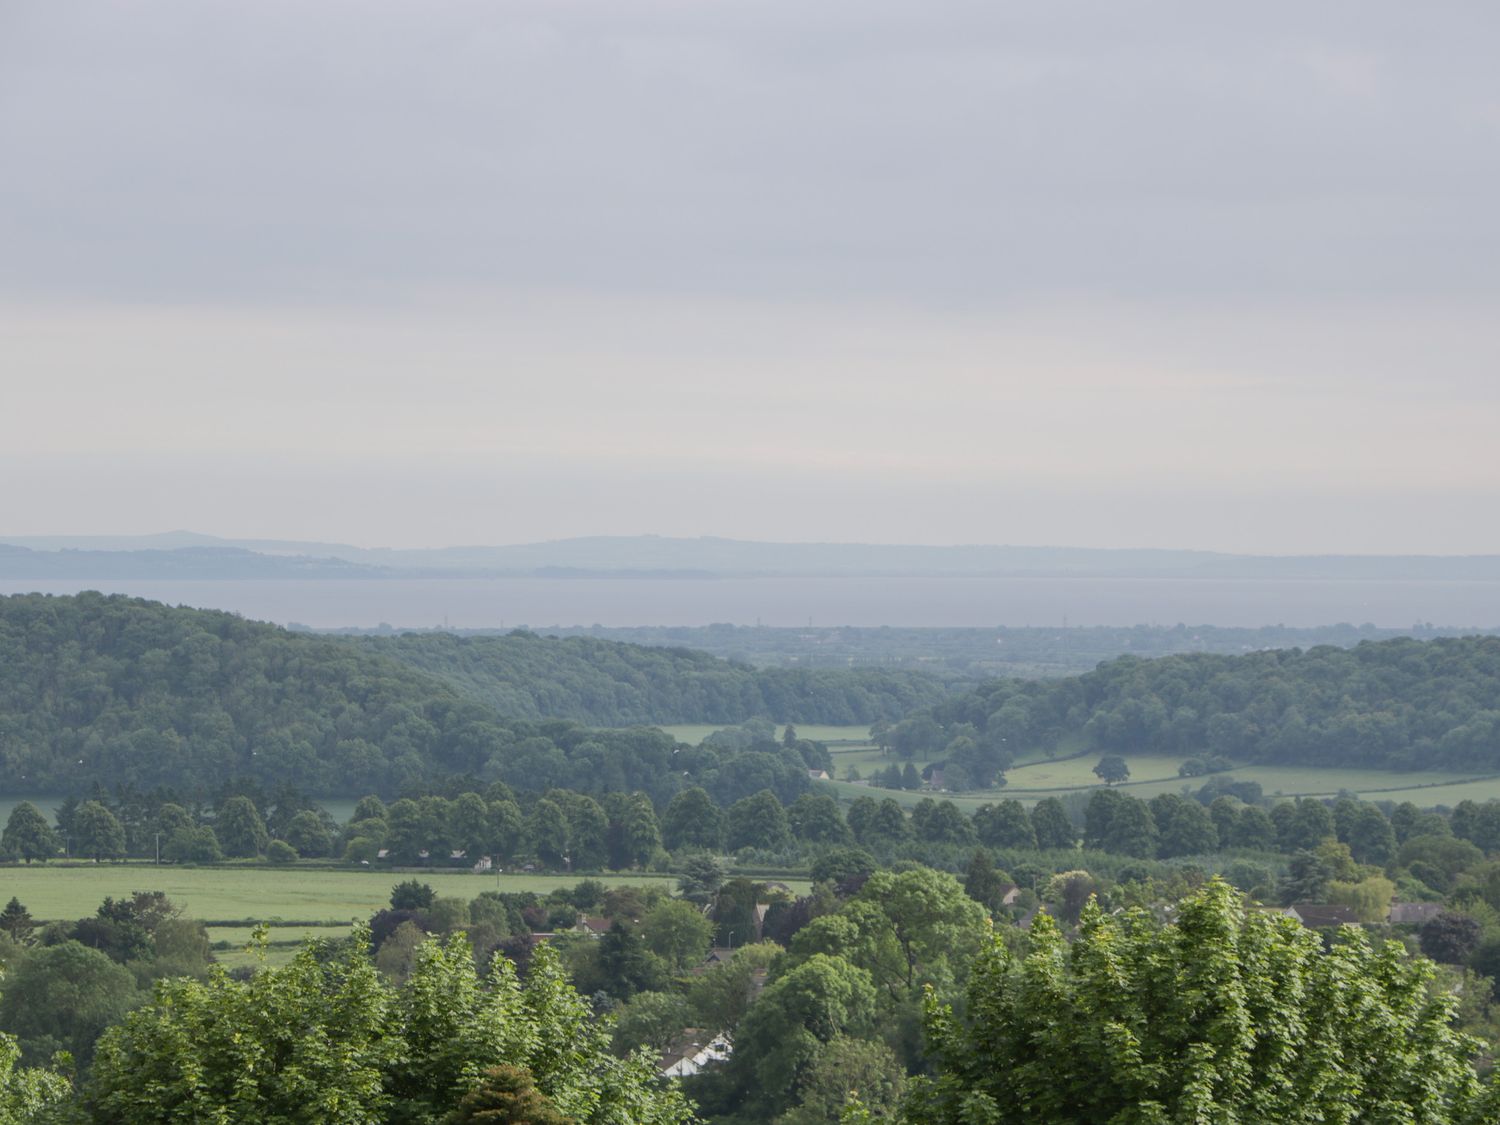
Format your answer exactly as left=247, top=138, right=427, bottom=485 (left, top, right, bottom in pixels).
left=886, top=635, right=1500, bottom=787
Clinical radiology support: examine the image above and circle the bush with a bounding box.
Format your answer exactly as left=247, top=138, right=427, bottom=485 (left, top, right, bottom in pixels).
left=266, top=840, right=297, bottom=865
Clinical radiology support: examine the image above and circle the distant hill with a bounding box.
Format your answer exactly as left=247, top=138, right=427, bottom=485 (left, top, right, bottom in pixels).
left=0, top=544, right=382, bottom=579
left=5, top=532, right=1500, bottom=580
left=365, top=630, right=948, bottom=726
left=0, top=593, right=939, bottom=795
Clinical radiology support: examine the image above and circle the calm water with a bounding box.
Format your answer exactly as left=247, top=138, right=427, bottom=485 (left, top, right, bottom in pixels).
left=2, top=576, right=1497, bottom=629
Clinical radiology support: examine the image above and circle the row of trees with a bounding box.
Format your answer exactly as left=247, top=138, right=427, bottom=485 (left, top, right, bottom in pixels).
left=914, top=635, right=1500, bottom=779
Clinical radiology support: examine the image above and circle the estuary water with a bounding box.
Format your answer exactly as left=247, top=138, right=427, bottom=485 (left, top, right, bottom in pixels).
left=1, top=576, right=1497, bottom=630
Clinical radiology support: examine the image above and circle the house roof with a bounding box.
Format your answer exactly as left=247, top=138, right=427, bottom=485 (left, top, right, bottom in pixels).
left=1288, top=904, right=1361, bottom=928
left=1387, top=902, right=1444, bottom=925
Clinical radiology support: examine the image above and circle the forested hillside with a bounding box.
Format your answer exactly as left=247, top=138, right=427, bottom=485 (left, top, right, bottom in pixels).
left=909, top=636, right=1500, bottom=786
left=367, top=631, right=945, bottom=725
left=0, top=594, right=831, bottom=798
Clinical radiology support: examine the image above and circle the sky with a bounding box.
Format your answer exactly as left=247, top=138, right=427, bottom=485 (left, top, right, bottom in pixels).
left=2, top=1, right=1498, bottom=554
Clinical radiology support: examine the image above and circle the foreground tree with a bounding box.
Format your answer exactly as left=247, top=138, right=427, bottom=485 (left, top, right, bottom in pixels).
left=0, top=1017, right=68, bottom=1122
left=85, top=927, right=691, bottom=1124
left=903, top=879, right=1499, bottom=1124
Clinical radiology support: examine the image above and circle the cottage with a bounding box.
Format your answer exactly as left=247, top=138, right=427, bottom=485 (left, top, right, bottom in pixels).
left=1387, top=902, right=1444, bottom=926
left=658, top=1031, right=732, bottom=1078
left=807, top=769, right=832, bottom=781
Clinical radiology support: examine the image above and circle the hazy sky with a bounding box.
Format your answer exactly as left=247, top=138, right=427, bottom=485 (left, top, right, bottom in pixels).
left=3, top=1, right=1498, bottom=553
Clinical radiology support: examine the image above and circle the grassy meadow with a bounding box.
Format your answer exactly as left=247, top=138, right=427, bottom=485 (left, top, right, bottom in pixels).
left=656, top=723, right=874, bottom=746
left=0, top=864, right=682, bottom=925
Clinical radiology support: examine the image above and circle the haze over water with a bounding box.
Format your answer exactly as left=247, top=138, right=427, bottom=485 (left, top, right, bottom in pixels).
left=5, top=576, right=1497, bottom=631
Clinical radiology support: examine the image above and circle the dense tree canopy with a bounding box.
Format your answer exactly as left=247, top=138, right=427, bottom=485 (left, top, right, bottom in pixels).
left=905, top=879, right=1500, bottom=1124
left=921, top=635, right=1500, bottom=777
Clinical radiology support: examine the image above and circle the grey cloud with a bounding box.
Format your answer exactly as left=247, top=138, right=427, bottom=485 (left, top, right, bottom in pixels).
left=3, top=0, right=1499, bottom=304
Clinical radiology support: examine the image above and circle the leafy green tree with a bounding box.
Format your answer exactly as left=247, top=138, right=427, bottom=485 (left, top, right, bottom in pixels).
left=1029, top=798, right=1076, bottom=849
left=1231, top=804, right=1277, bottom=850
left=0, top=940, right=141, bottom=1067
left=528, top=800, right=571, bottom=868
left=676, top=855, right=727, bottom=905
left=283, top=810, right=332, bottom=858
left=904, top=879, right=1500, bottom=1123
left=0, top=1018, right=68, bottom=1122
left=604, top=792, right=661, bottom=869
left=1092, top=755, right=1129, bottom=785
left=1279, top=849, right=1335, bottom=904
left=163, top=824, right=223, bottom=864
left=1278, top=798, right=1336, bottom=853
left=1421, top=912, right=1484, bottom=965
left=594, top=922, right=667, bottom=1001
left=1344, top=802, right=1398, bottom=865
left=973, top=800, right=1035, bottom=850
left=391, top=880, right=437, bottom=911
left=72, top=800, right=126, bottom=862
left=789, top=869, right=986, bottom=1005
left=610, top=991, right=691, bottom=1056
left=87, top=928, right=692, bottom=1124
left=777, top=1034, right=905, bottom=1125
left=1083, top=789, right=1157, bottom=858
left=216, top=796, right=269, bottom=858
left=641, top=900, right=714, bottom=972
left=685, top=943, right=781, bottom=1034
left=1, top=801, right=58, bottom=863
left=727, top=790, right=792, bottom=852
left=962, top=850, right=1010, bottom=913
left=727, top=954, right=878, bottom=1118
left=661, top=788, right=724, bottom=852
left=551, top=792, right=609, bottom=871
left=1149, top=792, right=1219, bottom=858
left=267, top=839, right=298, bottom=865
left=446, top=1064, right=573, bottom=1125
left=787, top=793, right=850, bottom=845
left=910, top=800, right=975, bottom=846
left=0, top=899, right=34, bottom=945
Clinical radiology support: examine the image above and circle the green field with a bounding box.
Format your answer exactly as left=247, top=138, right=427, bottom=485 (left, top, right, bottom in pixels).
left=819, top=751, right=1500, bottom=810
left=656, top=723, right=873, bottom=746
left=0, top=865, right=681, bottom=924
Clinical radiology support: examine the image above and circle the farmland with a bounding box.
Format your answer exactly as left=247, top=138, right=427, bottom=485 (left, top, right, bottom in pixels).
left=0, top=864, right=684, bottom=925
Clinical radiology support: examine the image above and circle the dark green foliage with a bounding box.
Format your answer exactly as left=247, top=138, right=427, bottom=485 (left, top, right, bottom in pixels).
left=446, top=1064, right=573, bottom=1124
left=0, top=593, right=928, bottom=797
left=1029, top=798, right=1076, bottom=849
left=368, top=630, right=946, bottom=727
left=922, top=635, right=1500, bottom=771
left=1422, top=912, right=1484, bottom=965
left=0, top=941, right=141, bottom=1067
left=1092, top=754, right=1129, bottom=784
left=726, top=790, right=791, bottom=852
left=973, top=800, right=1035, bottom=850
left=216, top=795, right=269, bottom=857
left=1, top=802, right=58, bottom=863
left=660, top=788, right=723, bottom=852
left=0, top=899, right=34, bottom=944
left=72, top=800, right=125, bottom=861
left=391, top=881, right=437, bottom=911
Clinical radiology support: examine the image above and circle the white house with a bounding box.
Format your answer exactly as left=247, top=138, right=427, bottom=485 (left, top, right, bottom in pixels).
left=658, top=1030, right=733, bottom=1077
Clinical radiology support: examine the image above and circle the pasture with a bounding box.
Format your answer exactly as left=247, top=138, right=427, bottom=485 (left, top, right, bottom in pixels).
left=0, top=865, right=680, bottom=924
left=656, top=722, right=874, bottom=746
left=819, top=751, right=1500, bottom=810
